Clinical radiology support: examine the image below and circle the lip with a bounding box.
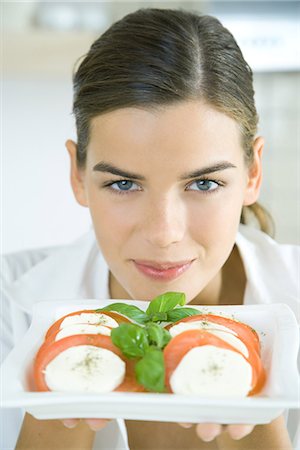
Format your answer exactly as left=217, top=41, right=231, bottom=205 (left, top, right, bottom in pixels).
left=133, top=259, right=195, bottom=281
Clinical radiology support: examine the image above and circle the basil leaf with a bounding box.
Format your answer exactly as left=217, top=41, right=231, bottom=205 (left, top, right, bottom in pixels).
left=147, top=311, right=168, bottom=323
left=135, top=348, right=166, bottom=392
left=96, top=303, right=148, bottom=324
left=146, top=292, right=186, bottom=315
left=166, top=307, right=202, bottom=322
left=111, top=323, right=149, bottom=358
left=145, top=323, right=171, bottom=349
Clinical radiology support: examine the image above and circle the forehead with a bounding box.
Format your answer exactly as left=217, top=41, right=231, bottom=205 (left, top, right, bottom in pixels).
left=87, top=101, right=243, bottom=167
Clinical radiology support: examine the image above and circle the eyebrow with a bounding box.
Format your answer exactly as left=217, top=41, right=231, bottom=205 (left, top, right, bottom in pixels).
left=179, top=162, right=237, bottom=180
left=92, top=161, right=236, bottom=180
left=93, top=162, right=146, bottom=180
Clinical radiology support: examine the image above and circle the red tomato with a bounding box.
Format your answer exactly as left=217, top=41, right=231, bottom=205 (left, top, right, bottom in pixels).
left=34, top=334, right=144, bottom=393
left=166, top=314, right=260, bottom=355
left=45, top=309, right=131, bottom=341
left=165, top=314, right=265, bottom=394
left=163, top=329, right=265, bottom=395
left=45, top=323, right=113, bottom=345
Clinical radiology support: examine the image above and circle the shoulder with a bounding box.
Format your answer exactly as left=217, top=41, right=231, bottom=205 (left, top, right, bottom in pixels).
left=1, top=245, right=63, bottom=285
left=1, top=229, right=107, bottom=315
left=237, top=225, right=299, bottom=267
left=1, top=230, right=98, bottom=285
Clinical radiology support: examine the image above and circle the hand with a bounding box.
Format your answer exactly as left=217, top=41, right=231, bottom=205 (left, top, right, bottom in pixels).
left=62, top=418, right=112, bottom=431
left=179, top=422, right=254, bottom=441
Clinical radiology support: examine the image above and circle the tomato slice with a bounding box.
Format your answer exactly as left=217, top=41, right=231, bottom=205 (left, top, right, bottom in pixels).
left=165, top=314, right=265, bottom=394
left=163, top=329, right=265, bottom=395
left=45, top=309, right=131, bottom=341
left=34, top=334, right=144, bottom=393
left=45, top=323, right=113, bottom=345
left=166, top=314, right=260, bottom=355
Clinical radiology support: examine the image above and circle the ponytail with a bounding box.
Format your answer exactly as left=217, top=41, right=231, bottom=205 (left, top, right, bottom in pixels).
left=241, top=203, right=275, bottom=237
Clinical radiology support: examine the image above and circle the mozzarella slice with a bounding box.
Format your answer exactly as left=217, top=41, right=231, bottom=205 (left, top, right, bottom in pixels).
left=44, top=345, right=125, bottom=393
left=55, top=324, right=111, bottom=341
left=169, top=320, right=237, bottom=336
left=169, top=321, right=248, bottom=357
left=170, top=345, right=252, bottom=397
left=61, top=313, right=119, bottom=328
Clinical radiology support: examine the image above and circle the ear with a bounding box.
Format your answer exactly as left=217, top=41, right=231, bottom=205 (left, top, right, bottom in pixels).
left=243, top=136, right=264, bottom=206
left=65, top=139, right=88, bottom=207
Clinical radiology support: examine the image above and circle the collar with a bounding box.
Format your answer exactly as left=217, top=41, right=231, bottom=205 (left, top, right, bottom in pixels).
left=236, top=224, right=298, bottom=308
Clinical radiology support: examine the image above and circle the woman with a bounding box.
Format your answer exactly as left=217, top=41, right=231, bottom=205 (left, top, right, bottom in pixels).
left=2, top=8, right=298, bottom=450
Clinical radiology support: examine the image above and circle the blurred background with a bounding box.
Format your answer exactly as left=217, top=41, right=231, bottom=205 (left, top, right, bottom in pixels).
left=2, top=0, right=300, bottom=253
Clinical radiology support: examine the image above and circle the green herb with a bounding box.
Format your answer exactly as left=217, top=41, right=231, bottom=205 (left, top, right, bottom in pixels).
left=146, top=292, right=186, bottom=316
left=166, top=307, right=201, bottom=323
left=96, top=303, right=148, bottom=325
left=135, top=348, right=166, bottom=392
left=145, top=322, right=171, bottom=348
left=148, top=311, right=168, bottom=322
left=97, top=292, right=201, bottom=325
left=98, top=292, right=206, bottom=392
left=111, top=323, right=149, bottom=358
left=111, top=322, right=171, bottom=358
left=72, top=349, right=103, bottom=375
left=207, top=362, right=223, bottom=377
left=110, top=320, right=172, bottom=392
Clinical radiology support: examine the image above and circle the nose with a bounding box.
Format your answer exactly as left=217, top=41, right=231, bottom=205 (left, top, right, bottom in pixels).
left=141, top=194, right=186, bottom=248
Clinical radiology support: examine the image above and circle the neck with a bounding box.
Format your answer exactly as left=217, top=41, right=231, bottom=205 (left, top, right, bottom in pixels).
left=109, top=272, right=132, bottom=301
left=189, top=245, right=246, bottom=306
left=189, top=269, right=223, bottom=306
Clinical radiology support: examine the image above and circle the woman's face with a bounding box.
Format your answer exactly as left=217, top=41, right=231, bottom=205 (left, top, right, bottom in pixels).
left=67, top=101, right=263, bottom=303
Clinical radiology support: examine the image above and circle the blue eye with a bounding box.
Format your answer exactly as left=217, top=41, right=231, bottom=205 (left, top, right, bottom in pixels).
left=187, top=179, right=220, bottom=192
left=109, top=180, right=139, bottom=192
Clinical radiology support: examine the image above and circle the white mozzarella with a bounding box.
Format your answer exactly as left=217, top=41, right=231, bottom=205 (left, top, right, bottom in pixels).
left=61, top=313, right=119, bottom=328
left=169, top=321, right=248, bottom=357
left=170, top=345, right=252, bottom=397
left=55, top=324, right=111, bottom=341
left=44, top=345, right=125, bottom=393
left=169, top=320, right=237, bottom=337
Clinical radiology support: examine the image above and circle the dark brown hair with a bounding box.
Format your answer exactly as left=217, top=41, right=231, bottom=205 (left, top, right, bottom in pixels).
left=72, top=8, right=273, bottom=235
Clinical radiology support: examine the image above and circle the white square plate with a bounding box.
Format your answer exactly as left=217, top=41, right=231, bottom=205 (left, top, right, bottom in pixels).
left=1, top=300, right=299, bottom=424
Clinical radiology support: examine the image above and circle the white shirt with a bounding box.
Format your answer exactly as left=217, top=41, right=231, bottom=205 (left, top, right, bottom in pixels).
left=1, top=225, right=299, bottom=449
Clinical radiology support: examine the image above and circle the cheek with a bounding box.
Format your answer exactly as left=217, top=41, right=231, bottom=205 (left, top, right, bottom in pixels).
left=187, top=190, right=244, bottom=247
left=87, top=191, right=136, bottom=248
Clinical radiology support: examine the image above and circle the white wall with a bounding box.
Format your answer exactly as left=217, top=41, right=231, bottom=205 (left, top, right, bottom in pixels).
left=2, top=77, right=91, bottom=254
left=254, top=72, right=300, bottom=246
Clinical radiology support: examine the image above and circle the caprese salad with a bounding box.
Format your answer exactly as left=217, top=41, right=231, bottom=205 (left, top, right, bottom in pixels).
left=164, top=314, right=265, bottom=397
left=33, top=292, right=266, bottom=397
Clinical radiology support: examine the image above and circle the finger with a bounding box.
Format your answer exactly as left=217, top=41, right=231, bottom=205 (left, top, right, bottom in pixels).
left=61, top=418, right=80, bottom=429
left=226, top=424, right=255, bottom=440
left=85, top=418, right=112, bottom=431
left=195, top=423, right=223, bottom=441
left=178, top=422, right=193, bottom=429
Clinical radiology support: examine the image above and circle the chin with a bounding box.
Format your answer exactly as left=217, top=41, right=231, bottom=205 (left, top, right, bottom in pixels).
left=128, top=282, right=200, bottom=304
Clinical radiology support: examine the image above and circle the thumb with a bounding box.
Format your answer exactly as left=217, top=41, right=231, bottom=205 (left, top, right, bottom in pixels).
left=62, top=419, right=80, bottom=429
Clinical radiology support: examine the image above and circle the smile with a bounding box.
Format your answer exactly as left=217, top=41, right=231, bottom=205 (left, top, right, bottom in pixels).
left=132, top=259, right=195, bottom=281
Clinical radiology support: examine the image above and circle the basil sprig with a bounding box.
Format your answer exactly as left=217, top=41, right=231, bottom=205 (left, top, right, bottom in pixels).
left=146, top=292, right=185, bottom=315
left=135, top=348, right=165, bottom=393
left=110, top=322, right=171, bottom=359
left=145, top=322, right=171, bottom=349
left=111, top=322, right=171, bottom=392
left=101, top=292, right=202, bottom=392
left=166, top=306, right=202, bottom=322
left=96, top=303, right=148, bottom=324
left=110, top=323, right=149, bottom=358
left=97, top=291, right=200, bottom=324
